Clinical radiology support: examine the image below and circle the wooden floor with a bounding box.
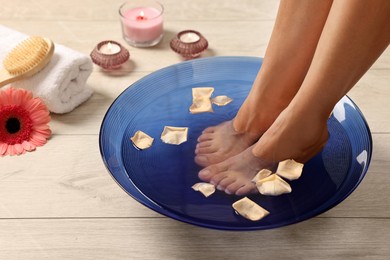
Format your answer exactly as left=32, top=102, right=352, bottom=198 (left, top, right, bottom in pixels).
left=1, top=1, right=390, bottom=259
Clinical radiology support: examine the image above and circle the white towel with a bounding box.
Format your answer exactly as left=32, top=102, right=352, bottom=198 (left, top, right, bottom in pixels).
left=0, top=25, right=93, bottom=114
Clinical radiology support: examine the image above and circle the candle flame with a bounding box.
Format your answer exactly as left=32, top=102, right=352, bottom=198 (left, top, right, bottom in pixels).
left=136, top=11, right=147, bottom=20
left=107, top=42, right=113, bottom=51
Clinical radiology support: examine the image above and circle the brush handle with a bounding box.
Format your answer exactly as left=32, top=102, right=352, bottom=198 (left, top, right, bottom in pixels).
left=0, top=68, right=19, bottom=88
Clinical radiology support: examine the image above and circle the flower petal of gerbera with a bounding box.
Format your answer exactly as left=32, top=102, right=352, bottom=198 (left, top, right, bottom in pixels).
left=0, top=91, right=9, bottom=105
left=7, top=144, right=16, bottom=156
left=11, top=87, right=25, bottom=106
left=0, top=143, right=8, bottom=155
left=22, top=140, right=36, bottom=151
left=32, top=129, right=52, bottom=139
left=32, top=124, right=51, bottom=131
left=30, top=110, right=51, bottom=125
left=29, top=133, right=48, bottom=146
left=13, top=143, right=25, bottom=155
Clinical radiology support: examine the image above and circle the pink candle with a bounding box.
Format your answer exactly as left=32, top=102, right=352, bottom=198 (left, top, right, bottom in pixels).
left=119, top=1, right=164, bottom=47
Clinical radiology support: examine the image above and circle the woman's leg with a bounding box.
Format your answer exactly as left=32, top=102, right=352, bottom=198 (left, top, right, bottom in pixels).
left=253, top=0, right=390, bottom=162
left=194, top=0, right=333, bottom=167
left=199, top=0, right=390, bottom=196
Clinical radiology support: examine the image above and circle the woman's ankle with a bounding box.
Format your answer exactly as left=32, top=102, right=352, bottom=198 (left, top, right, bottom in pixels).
left=251, top=103, right=329, bottom=163
left=233, top=95, right=288, bottom=136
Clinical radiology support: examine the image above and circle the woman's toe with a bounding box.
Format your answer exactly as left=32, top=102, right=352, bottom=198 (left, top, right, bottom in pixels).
left=194, top=154, right=211, bottom=167
left=197, top=133, right=214, bottom=142
left=195, top=145, right=217, bottom=155
left=217, top=176, right=236, bottom=191
left=202, top=126, right=216, bottom=134
left=235, top=182, right=257, bottom=196
left=223, top=180, right=245, bottom=195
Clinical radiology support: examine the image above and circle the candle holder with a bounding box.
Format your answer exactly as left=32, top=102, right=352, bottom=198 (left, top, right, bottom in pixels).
left=119, top=0, right=164, bottom=47
left=170, top=30, right=208, bottom=59
left=90, top=40, right=130, bottom=70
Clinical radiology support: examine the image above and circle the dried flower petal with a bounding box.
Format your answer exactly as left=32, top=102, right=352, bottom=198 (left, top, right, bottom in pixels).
left=160, top=126, right=188, bottom=145
left=190, top=98, right=213, bottom=114
left=232, top=197, right=270, bottom=221
left=189, top=87, right=214, bottom=114
left=256, top=174, right=292, bottom=196
left=252, top=169, right=273, bottom=183
left=192, top=87, right=214, bottom=99
left=192, top=182, right=216, bottom=197
left=276, top=159, right=304, bottom=181
left=211, top=95, right=233, bottom=106
left=130, top=130, right=154, bottom=150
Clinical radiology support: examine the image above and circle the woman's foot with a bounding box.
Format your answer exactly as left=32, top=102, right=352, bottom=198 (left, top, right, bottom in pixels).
left=198, top=103, right=329, bottom=196
left=194, top=120, right=259, bottom=167
left=198, top=145, right=276, bottom=196
left=194, top=91, right=287, bottom=167
left=252, top=103, right=329, bottom=163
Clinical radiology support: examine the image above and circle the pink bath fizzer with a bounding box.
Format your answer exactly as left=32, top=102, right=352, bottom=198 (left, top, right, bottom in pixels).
left=119, top=1, right=164, bottom=47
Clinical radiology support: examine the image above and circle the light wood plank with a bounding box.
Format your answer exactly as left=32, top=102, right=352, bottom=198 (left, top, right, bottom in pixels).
left=0, top=218, right=389, bottom=260
left=1, top=134, right=389, bottom=219
left=0, top=135, right=159, bottom=218
left=348, top=69, right=390, bottom=133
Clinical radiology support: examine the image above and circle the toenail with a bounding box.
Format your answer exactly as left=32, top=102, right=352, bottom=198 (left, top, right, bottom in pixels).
left=199, top=169, right=210, bottom=177
left=197, top=156, right=208, bottom=162
left=224, top=188, right=232, bottom=194
left=216, top=185, right=224, bottom=191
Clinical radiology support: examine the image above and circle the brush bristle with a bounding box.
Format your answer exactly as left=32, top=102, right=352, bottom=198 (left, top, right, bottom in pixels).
left=3, top=36, right=50, bottom=75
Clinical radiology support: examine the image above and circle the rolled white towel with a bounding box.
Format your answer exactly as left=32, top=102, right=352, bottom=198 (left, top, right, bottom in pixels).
left=0, top=25, right=93, bottom=114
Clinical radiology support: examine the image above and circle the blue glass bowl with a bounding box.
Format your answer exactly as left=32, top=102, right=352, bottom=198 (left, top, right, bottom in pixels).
left=99, top=56, right=372, bottom=230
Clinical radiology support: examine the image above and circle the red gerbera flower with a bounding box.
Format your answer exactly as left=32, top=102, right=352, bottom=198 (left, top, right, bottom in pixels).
left=0, top=87, right=51, bottom=156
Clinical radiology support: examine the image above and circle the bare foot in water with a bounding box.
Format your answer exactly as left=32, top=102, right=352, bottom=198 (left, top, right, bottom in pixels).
left=198, top=145, right=276, bottom=196
left=194, top=92, right=287, bottom=167
left=252, top=104, right=329, bottom=163
left=198, top=104, right=329, bottom=196
left=194, top=120, right=258, bottom=167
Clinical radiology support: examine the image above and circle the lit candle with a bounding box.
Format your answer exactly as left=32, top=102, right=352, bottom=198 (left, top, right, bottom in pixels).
left=179, top=32, right=200, bottom=43
left=170, top=30, right=208, bottom=59
left=98, top=42, right=121, bottom=55
left=119, top=0, right=164, bottom=47
left=90, top=40, right=130, bottom=70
